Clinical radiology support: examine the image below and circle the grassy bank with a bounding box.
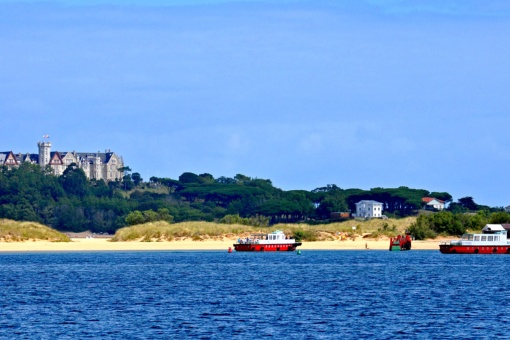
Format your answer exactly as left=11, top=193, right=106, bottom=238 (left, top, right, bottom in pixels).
left=0, top=219, right=71, bottom=242
left=111, top=221, right=257, bottom=242
left=111, top=217, right=417, bottom=242
left=273, top=217, right=416, bottom=241
left=0, top=217, right=417, bottom=243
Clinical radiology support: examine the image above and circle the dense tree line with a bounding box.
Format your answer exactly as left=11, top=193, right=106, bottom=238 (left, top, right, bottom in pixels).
left=0, top=163, right=131, bottom=233
left=0, top=163, right=506, bottom=234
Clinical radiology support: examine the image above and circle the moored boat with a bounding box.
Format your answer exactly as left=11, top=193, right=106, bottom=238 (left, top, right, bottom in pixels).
left=439, top=224, right=510, bottom=254
left=389, top=231, right=412, bottom=251
left=233, top=230, right=302, bottom=252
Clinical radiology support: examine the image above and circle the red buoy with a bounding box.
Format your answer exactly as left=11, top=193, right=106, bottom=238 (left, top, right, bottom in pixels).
left=228, top=247, right=232, bottom=253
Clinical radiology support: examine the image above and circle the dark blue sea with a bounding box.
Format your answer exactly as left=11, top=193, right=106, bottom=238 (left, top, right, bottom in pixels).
left=1, top=250, right=509, bottom=339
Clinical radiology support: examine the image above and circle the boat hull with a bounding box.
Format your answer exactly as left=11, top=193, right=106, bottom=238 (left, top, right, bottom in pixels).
left=439, top=244, right=510, bottom=254
left=389, top=241, right=411, bottom=251
left=233, top=243, right=302, bottom=252
left=389, top=234, right=412, bottom=251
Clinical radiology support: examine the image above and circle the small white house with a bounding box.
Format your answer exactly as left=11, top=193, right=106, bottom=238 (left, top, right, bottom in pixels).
left=355, top=200, right=383, bottom=218
left=422, top=197, right=445, bottom=211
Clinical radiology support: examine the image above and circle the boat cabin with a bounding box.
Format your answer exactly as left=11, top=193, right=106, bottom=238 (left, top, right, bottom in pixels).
left=267, top=232, right=286, bottom=242
left=452, top=224, right=509, bottom=246
left=237, top=230, right=295, bottom=245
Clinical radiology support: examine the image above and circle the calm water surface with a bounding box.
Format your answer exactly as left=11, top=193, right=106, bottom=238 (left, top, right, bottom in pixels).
left=1, top=250, right=509, bottom=339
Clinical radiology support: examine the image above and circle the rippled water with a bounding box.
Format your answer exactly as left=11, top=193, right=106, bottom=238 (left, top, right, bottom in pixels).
left=1, top=250, right=509, bottom=339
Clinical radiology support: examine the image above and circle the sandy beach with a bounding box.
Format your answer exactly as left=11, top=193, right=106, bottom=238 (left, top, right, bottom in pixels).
left=0, top=236, right=445, bottom=252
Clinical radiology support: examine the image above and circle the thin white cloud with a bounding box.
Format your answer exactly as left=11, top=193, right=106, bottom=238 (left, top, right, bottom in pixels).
left=299, top=133, right=322, bottom=153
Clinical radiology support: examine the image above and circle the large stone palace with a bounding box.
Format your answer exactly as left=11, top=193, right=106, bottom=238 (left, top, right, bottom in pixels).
left=0, top=139, right=124, bottom=181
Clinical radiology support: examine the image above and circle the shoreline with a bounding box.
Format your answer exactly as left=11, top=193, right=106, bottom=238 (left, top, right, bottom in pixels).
left=0, top=237, right=445, bottom=252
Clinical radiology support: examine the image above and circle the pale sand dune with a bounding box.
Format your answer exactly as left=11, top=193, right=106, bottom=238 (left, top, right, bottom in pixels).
left=0, top=237, right=445, bottom=252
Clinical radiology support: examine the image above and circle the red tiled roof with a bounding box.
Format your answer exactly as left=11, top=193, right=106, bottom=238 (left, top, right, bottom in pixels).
left=422, top=197, right=444, bottom=203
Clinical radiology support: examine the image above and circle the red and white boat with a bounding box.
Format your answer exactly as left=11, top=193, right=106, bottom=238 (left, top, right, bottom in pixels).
left=439, top=224, right=510, bottom=254
left=233, top=230, right=302, bottom=252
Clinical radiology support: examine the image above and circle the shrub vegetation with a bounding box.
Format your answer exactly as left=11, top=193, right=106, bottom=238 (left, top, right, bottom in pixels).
left=111, top=217, right=417, bottom=242
left=0, top=219, right=70, bottom=242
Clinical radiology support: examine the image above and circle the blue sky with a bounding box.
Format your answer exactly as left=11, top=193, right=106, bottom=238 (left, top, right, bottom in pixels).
left=1, top=0, right=509, bottom=207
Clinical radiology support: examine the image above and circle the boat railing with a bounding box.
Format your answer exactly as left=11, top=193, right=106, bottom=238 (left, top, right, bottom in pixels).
left=236, top=238, right=295, bottom=244
left=440, top=240, right=461, bottom=246
left=237, top=238, right=261, bottom=244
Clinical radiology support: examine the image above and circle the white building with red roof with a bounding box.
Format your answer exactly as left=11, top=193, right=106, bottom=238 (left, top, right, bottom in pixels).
left=422, top=197, right=445, bottom=211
